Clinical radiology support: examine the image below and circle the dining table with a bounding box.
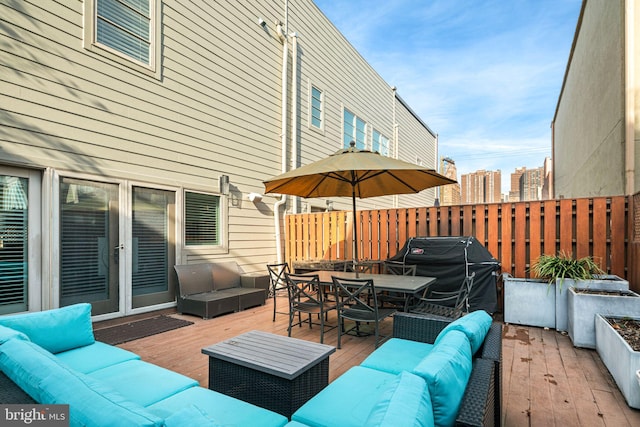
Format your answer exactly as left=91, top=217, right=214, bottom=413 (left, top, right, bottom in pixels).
left=307, top=270, right=437, bottom=311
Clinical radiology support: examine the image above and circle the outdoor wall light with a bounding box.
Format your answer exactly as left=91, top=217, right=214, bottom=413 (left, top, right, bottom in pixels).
left=258, top=18, right=267, bottom=28
left=219, top=174, right=229, bottom=195
left=248, top=193, right=263, bottom=203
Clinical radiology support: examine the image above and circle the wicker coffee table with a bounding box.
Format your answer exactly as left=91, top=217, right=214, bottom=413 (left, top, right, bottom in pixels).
left=202, top=330, right=336, bottom=418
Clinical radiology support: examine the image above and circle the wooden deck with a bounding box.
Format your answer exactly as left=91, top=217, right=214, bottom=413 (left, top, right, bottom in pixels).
left=95, top=296, right=640, bottom=426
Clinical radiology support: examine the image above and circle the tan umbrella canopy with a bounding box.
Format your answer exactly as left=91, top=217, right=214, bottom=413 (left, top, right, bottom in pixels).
left=263, top=142, right=457, bottom=269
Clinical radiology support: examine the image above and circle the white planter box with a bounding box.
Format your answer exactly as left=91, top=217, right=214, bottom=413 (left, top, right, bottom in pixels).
left=595, top=314, right=640, bottom=409
left=504, top=276, right=555, bottom=328
left=555, top=275, right=629, bottom=332
left=568, top=287, right=640, bottom=348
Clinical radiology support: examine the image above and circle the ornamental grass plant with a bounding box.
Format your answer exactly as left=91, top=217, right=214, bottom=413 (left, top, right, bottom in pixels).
left=530, top=251, right=604, bottom=292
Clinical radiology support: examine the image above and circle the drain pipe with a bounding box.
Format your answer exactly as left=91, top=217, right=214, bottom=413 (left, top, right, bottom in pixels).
left=273, top=8, right=289, bottom=264
left=290, top=32, right=299, bottom=214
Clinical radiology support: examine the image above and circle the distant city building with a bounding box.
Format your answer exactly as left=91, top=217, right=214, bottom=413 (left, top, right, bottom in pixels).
left=541, top=157, right=553, bottom=199
left=509, top=167, right=526, bottom=202
left=460, top=170, right=501, bottom=204
left=506, top=161, right=553, bottom=202
left=439, top=157, right=461, bottom=205
left=521, top=168, right=544, bottom=201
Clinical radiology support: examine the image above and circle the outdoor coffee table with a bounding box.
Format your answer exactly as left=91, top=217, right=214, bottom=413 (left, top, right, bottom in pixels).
left=201, top=330, right=336, bottom=418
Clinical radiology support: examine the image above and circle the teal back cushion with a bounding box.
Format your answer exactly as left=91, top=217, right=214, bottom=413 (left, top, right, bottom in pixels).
left=414, top=330, right=472, bottom=427
left=366, top=371, right=434, bottom=427
left=0, top=325, right=29, bottom=345
left=0, top=303, right=95, bottom=354
left=434, top=310, right=492, bottom=354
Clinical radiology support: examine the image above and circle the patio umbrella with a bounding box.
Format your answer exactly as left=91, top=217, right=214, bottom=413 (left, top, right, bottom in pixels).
left=263, top=141, right=457, bottom=271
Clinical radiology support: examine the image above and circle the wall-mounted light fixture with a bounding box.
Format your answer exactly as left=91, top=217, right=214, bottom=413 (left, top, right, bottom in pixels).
left=219, top=174, right=229, bottom=195
left=258, top=17, right=267, bottom=28
left=248, top=193, right=263, bottom=203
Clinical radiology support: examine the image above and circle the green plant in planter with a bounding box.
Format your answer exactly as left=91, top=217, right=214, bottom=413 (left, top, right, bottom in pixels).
left=530, top=251, right=604, bottom=292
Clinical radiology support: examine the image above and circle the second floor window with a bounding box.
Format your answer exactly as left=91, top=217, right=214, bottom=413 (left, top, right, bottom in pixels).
left=343, top=108, right=366, bottom=149
left=373, top=130, right=390, bottom=156
left=96, top=0, right=152, bottom=66
left=311, top=86, right=323, bottom=129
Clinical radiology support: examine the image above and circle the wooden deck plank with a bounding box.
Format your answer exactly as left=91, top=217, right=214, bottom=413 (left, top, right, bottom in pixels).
left=95, top=301, right=640, bottom=426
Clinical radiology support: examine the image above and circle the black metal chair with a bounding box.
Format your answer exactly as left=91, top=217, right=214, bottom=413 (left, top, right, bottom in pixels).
left=285, top=273, right=336, bottom=344
left=379, top=261, right=418, bottom=310
left=411, top=273, right=475, bottom=320
left=331, top=276, right=397, bottom=349
left=267, top=262, right=290, bottom=321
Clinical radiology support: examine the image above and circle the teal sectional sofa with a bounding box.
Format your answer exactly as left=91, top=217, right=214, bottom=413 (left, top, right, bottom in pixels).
left=287, top=310, right=502, bottom=427
left=0, top=304, right=288, bottom=427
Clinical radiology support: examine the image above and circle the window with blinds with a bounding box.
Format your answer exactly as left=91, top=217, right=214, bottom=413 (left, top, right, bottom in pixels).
left=185, top=191, right=220, bottom=246
left=96, top=0, right=152, bottom=65
left=0, top=176, right=28, bottom=314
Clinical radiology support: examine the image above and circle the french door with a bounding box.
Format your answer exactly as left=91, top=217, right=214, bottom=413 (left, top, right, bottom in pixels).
left=59, top=177, right=176, bottom=316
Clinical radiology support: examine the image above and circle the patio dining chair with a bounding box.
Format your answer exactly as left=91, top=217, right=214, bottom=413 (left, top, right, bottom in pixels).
left=411, top=272, right=475, bottom=320
left=267, top=262, right=290, bottom=321
left=331, top=276, right=397, bottom=349
left=285, top=272, right=337, bottom=344
left=378, top=261, right=418, bottom=309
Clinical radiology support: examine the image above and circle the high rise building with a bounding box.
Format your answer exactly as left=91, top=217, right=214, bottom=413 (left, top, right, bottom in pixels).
left=460, top=170, right=501, bottom=204
left=439, top=157, right=461, bottom=205
left=521, top=167, right=544, bottom=201
left=509, top=167, right=526, bottom=202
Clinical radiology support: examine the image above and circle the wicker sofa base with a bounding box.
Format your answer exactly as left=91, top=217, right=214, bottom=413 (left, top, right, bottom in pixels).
left=0, top=372, right=36, bottom=404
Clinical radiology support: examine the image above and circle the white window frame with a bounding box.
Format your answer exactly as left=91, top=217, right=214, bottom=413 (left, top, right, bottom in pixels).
left=182, top=189, right=228, bottom=257
left=309, top=84, right=324, bottom=132
left=343, top=107, right=367, bottom=149
left=83, top=0, right=162, bottom=79
left=372, top=129, right=390, bottom=156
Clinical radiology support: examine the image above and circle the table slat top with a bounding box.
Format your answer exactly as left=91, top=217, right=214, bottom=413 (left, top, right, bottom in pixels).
left=202, top=330, right=336, bottom=380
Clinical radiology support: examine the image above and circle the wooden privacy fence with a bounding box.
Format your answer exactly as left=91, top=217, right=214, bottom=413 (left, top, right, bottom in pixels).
left=285, top=196, right=632, bottom=281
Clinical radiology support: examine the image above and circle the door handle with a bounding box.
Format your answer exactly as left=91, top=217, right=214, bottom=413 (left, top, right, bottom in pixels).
left=113, top=244, right=123, bottom=264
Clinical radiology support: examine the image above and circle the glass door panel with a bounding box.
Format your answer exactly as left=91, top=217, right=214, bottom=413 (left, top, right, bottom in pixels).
left=131, top=186, right=175, bottom=308
left=60, top=178, right=119, bottom=315
left=0, top=175, right=28, bottom=314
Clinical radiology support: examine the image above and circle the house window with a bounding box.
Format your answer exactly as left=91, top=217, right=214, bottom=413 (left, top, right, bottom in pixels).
left=343, top=108, right=366, bottom=149
left=185, top=191, right=220, bottom=246
left=311, top=86, right=323, bottom=129
left=372, top=130, right=389, bottom=156
left=84, top=0, right=160, bottom=74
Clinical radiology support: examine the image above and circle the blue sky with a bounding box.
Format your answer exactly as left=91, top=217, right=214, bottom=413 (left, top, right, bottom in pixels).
left=313, top=0, right=582, bottom=194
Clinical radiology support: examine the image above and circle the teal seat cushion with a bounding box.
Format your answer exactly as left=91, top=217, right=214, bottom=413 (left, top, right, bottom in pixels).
left=148, top=386, right=288, bottom=427
left=413, top=330, right=472, bottom=427
left=434, top=310, right=492, bottom=354
left=0, top=325, right=29, bottom=344
left=360, top=337, right=435, bottom=375
left=161, top=404, right=219, bottom=427
left=0, top=337, right=66, bottom=402
left=55, top=341, right=140, bottom=373
left=0, top=303, right=95, bottom=354
left=39, top=369, right=163, bottom=427
left=365, top=371, right=434, bottom=427
left=89, top=360, right=198, bottom=407
left=292, top=366, right=398, bottom=427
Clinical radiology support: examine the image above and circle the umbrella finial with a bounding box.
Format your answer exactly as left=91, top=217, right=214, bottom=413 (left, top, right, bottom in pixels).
left=349, top=140, right=356, bottom=148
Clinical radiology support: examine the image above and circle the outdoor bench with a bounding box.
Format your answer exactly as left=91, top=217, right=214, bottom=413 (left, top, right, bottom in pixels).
left=287, top=310, right=502, bottom=427
left=174, top=261, right=268, bottom=319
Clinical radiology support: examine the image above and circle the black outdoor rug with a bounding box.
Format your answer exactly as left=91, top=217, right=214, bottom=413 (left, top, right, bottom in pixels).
left=93, top=315, right=194, bottom=345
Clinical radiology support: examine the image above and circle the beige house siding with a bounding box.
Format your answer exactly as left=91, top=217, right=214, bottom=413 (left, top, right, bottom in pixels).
left=553, top=0, right=630, bottom=197
left=1, top=0, right=439, bottom=315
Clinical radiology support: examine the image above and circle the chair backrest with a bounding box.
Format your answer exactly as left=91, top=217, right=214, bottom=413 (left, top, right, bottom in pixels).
left=174, top=264, right=214, bottom=296
left=417, top=273, right=475, bottom=318
left=285, top=273, right=324, bottom=307
left=343, top=260, right=376, bottom=274
left=383, top=261, right=417, bottom=276
left=267, top=262, right=290, bottom=291
left=211, top=261, right=241, bottom=290
left=331, top=276, right=377, bottom=313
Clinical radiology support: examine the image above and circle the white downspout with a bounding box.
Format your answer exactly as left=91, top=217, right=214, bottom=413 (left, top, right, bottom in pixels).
left=273, top=6, right=289, bottom=264
left=290, top=32, right=299, bottom=214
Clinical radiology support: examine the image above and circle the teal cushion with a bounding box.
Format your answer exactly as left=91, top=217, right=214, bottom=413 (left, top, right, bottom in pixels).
left=0, top=338, right=64, bottom=402
left=0, top=325, right=29, bottom=344
left=361, top=338, right=435, bottom=375
left=89, top=360, right=198, bottom=407
left=413, top=330, right=472, bottom=427
left=292, top=366, right=398, bottom=427
left=366, top=371, right=434, bottom=427
left=163, top=405, right=219, bottom=427
left=148, top=386, right=289, bottom=427
left=55, top=341, right=140, bottom=373
left=39, top=369, right=163, bottom=427
left=0, top=303, right=94, bottom=353
left=434, top=310, right=492, bottom=354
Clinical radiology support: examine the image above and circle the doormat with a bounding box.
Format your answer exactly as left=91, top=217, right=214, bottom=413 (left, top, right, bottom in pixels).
left=93, top=315, right=194, bottom=345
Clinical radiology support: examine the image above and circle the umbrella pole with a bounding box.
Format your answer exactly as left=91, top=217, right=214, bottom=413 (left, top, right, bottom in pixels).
left=352, top=189, right=358, bottom=278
